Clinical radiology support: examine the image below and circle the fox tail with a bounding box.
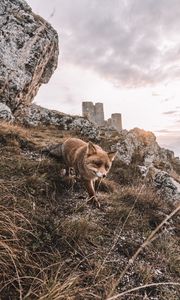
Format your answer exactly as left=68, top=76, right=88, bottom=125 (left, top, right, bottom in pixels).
left=41, top=143, right=63, bottom=160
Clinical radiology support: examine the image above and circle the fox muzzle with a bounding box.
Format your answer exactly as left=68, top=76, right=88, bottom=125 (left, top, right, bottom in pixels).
left=96, top=172, right=106, bottom=178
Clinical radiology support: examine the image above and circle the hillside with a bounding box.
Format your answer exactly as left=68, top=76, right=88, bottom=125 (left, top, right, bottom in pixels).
left=0, top=122, right=179, bottom=300
left=0, top=1, right=179, bottom=298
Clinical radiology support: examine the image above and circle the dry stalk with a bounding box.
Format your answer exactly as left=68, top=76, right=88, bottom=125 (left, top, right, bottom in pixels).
left=107, top=203, right=180, bottom=298
left=107, top=281, right=180, bottom=300
left=95, top=183, right=146, bottom=279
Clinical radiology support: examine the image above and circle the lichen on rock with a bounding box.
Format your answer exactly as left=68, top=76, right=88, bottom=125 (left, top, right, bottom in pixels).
left=0, top=102, right=14, bottom=122
left=0, top=0, right=59, bottom=113
left=154, top=169, right=180, bottom=202
left=19, top=104, right=100, bottom=141
left=112, top=127, right=174, bottom=169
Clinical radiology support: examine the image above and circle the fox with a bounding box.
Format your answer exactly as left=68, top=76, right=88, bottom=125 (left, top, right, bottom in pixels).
left=47, top=138, right=117, bottom=206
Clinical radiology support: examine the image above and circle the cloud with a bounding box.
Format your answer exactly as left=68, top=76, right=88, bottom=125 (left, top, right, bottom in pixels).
left=155, top=129, right=170, bottom=133
left=27, top=0, right=180, bottom=88
left=163, top=110, right=178, bottom=115
left=152, top=92, right=161, bottom=96
left=161, top=98, right=171, bottom=103
left=53, top=0, right=180, bottom=87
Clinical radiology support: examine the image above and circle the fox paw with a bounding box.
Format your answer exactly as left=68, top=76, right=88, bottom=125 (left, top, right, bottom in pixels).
left=87, top=196, right=101, bottom=208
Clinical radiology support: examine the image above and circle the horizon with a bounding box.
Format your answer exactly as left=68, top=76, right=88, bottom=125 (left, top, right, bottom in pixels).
left=27, top=0, right=180, bottom=157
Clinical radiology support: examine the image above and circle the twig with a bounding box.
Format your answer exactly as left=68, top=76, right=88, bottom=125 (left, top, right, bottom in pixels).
left=107, top=282, right=180, bottom=300
left=107, top=203, right=180, bottom=298
left=95, top=183, right=146, bottom=279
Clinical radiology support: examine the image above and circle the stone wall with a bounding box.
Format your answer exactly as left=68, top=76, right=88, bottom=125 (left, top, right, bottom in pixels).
left=82, top=101, right=122, bottom=131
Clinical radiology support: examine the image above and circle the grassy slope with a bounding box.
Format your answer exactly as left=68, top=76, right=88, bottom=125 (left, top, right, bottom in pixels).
left=0, top=122, right=179, bottom=300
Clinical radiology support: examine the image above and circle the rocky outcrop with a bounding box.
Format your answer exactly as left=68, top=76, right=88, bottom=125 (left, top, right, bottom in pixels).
left=139, top=166, right=180, bottom=202
left=0, top=0, right=59, bottom=113
left=19, top=104, right=100, bottom=141
left=108, top=127, right=180, bottom=202
left=113, top=128, right=174, bottom=170
left=154, top=169, right=180, bottom=202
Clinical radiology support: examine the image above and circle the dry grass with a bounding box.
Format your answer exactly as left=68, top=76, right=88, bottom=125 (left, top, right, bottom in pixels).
left=105, top=185, right=170, bottom=233
left=0, top=122, right=179, bottom=299
left=110, top=160, right=142, bottom=185
left=60, top=216, right=103, bottom=243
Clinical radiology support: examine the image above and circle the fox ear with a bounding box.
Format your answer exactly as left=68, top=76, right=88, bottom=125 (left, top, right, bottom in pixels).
left=87, top=142, right=97, bottom=156
left=108, top=151, right=117, bottom=161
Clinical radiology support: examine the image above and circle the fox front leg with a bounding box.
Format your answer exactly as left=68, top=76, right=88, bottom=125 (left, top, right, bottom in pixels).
left=84, top=179, right=95, bottom=197
left=84, top=180, right=101, bottom=208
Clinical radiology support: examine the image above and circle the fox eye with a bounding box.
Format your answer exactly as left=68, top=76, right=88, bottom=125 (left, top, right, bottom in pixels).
left=93, top=160, right=102, bottom=167
left=96, top=161, right=102, bottom=167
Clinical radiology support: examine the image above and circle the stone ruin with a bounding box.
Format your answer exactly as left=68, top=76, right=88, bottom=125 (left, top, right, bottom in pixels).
left=82, top=101, right=122, bottom=132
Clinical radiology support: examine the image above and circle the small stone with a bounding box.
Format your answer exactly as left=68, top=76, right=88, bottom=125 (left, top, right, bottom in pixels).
left=0, top=102, right=14, bottom=122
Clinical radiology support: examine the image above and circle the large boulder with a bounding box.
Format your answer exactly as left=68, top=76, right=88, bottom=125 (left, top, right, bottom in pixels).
left=108, top=127, right=180, bottom=202
left=0, top=0, right=59, bottom=114
left=113, top=128, right=174, bottom=170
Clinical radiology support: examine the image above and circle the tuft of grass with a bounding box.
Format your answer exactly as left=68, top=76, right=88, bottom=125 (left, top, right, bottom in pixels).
left=110, top=160, right=142, bottom=185
left=60, top=216, right=102, bottom=244
left=106, top=185, right=168, bottom=233
left=153, top=234, right=180, bottom=277
left=95, top=178, right=117, bottom=194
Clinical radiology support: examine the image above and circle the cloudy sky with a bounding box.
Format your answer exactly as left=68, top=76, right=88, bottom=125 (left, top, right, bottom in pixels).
left=27, top=0, right=180, bottom=156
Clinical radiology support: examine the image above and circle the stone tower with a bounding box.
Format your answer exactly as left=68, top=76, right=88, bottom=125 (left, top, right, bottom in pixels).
left=111, top=113, right=122, bottom=131
left=82, top=101, right=95, bottom=123
left=82, top=101, right=122, bottom=131
left=94, top=102, right=104, bottom=126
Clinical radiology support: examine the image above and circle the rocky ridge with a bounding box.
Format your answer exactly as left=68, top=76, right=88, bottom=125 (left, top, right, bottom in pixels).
left=19, top=104, right=100, bottom=141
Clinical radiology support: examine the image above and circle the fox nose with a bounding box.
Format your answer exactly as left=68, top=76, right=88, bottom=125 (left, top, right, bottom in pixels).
left=96, top=172, right=106, bottom=178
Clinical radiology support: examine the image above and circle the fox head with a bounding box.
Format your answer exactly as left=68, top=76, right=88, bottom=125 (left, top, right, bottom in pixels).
left=85, top=142, right=117, bottom=179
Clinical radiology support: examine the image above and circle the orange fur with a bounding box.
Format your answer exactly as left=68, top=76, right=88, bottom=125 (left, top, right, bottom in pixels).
left=62, top=138, right=117, bottom=199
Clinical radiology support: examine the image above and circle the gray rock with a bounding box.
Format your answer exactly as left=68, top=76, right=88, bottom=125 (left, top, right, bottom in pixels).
left=19, top=104, right=100, bottom=141
left=113, top=128, right=173, bottom=170
left=18, top=104, right=65, bottom=127
left=0, top=0, right=59, bottom=113
left=154, top=170, right=180, bottom=202
left=0, top=102, right=14, bottom=122
left=138, top=165, right=149, bottom=177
